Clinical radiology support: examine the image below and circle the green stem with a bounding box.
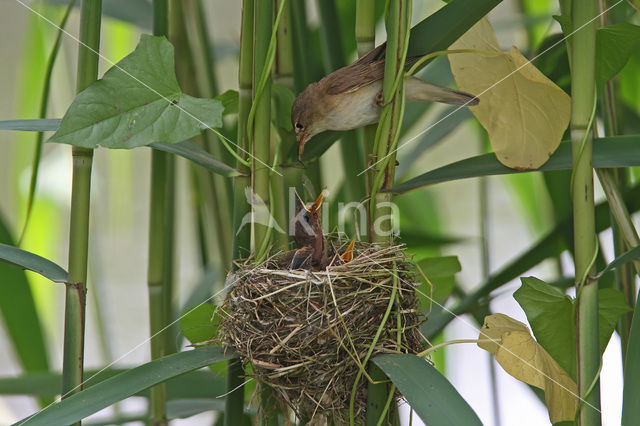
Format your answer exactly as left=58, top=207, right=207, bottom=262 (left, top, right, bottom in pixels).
left=569, top=1, right=601, bottom=424
left=355, top=0, right=377, bottom=240
left=226, top=1, right=255, bottom=422
left=356, top=0, right=376, bottom=57
left=597, top=0, right=636, bottom=364
left=316, top=0, right=366, bottom=207
left=289, top=0, right=322, bottom=189
left=366, top=2, right=410, bottom=423
left=146, top=1, right=170, bottom=424
left=61, top=3, right=101, bottom=425
left=251, top=0, right=274, bottom=255
left=273, top=0, right=294, bottom=250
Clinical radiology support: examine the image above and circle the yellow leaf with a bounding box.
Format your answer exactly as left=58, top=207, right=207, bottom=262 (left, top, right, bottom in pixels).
left=478, top=314, right=578, bottom=423
left=449, top=19, right=571, bottom=170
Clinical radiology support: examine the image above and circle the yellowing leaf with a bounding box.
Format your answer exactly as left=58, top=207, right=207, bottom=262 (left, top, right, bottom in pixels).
left=478, top=314, right=577, bottom=423
left=449, top=19, right=571, bottom=170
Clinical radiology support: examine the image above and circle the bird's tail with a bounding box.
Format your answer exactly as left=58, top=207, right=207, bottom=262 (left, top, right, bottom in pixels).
left=405, top=77, right=479, bottom=106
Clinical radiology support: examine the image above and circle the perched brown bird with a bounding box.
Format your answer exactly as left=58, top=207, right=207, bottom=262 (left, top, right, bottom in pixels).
left=291, top=44, right=479, bottom=159
left=290, top=190, right=327, bottom=270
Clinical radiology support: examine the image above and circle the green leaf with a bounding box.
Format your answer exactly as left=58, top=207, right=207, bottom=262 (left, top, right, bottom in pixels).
left=514, top=278, right=631, bottom=381
left=596, top=23, right=640, bottom=88
left=13, top=347, right=231, bottom=426
left=215, top=89, right=239, bottom=115
left=421, top=183, right=640, bottom=338
left=623, top=289, right=640, bottom=424
left=597, top=244, right=640, bottom=278
left=271, top=84, right=296, bottom=131
left=151, top=142, right=242, bottom=177
left=417, top=256, right=461, bottom=278
left=415, top=256, right=461, bottom=311
left=49, top=35, right=223, bottom=149
left=598, top=288, right=632, bottom=353
left=0, top=214, right=50, bottom=378
left=407, top=0, right=502, bottom=58
left=392, top=136, right=640, bottom=194
left=0, top=118, right=60, bottom=132
left=0, top=368, right=225, bottom=400
left=0, top=243, right=68, bottom=283
left=373, top=354, right=482, bottom=426
left=180, top=303, right=219, bottom=345
left=0, top=120, right=239, bottom=177
left=514, top=277, right=576, bottom=380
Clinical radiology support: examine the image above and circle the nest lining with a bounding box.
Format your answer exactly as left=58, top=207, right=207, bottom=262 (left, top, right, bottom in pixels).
left=220, top=242, right=426, bottom=422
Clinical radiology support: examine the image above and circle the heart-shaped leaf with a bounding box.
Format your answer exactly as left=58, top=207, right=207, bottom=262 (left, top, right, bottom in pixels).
left=49, top=35, right=223, bottom=149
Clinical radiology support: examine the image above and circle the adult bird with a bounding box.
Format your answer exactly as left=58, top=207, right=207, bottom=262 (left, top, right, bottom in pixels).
left=291, top=43, right=479, bottom=160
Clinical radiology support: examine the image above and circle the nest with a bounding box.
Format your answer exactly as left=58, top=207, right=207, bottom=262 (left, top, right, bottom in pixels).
left=219, top=241, right=426, bottom=423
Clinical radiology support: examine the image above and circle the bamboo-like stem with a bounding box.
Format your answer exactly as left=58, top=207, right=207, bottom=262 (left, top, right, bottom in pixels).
left=289, top=0, right=322, bottom=189
left=570, top=1, right=601, bottom=424
left=146, top=1, right=170, bottom=424
left=316, top=0, right=366, bottom=207
left=356, top=0, right=376, bottom=57
left=176, top=0, right=233, bottom=270
left=226, top=1, right=255, bottom=422
left=251, top=0, right=273, bottom=256
left=355, top=0, right=378, bottom=240
left=61, top=2, right=101, bottom=424
left=366, top=1, right=410, bottom=424
left=597, top=0, right=636, bottom=363
left=271, top=0, right=293, bottom=250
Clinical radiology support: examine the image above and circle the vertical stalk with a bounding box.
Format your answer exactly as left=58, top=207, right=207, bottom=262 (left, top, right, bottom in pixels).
left=147, top=0, right=170, bottom=424
left=356, top=0, right=376, bottom=57
left=366, top=1, right=410, bottom=425
left=289, top=0, right=322, bottom=189
left=61, top=1, right=101, bottom=417
left=316, top=0, right=366, bottom=206
left=181, top=0, right=234, bottom=269
left=570, top=1, right=601, bottom=424
left=597, top=0, right=636, bottom=363
left=226, top=1, right=255, bottom=423
left=273, top=0, right=294, bottom=250
left=251, top=0, right=273, bottom=255
left=356, top=0, right=378, bottom=240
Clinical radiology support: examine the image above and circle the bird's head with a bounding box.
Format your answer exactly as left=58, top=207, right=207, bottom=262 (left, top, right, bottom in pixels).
left=291, top=83, right=324, bottom=161
left=292, top=190, right=325, bottom=248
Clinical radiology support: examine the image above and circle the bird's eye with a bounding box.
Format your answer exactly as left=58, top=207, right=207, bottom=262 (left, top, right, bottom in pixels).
left=303, top=213, right=310, bottom=223
left=295, top=122, right=304, bottom=130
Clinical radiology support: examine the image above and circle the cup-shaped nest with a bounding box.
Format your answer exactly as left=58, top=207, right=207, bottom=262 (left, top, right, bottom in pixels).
left=220, top=242, right=425, bottom=422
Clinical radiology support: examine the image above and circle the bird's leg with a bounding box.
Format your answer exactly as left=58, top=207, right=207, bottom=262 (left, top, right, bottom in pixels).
left=375, top=90, right=393, bottom=108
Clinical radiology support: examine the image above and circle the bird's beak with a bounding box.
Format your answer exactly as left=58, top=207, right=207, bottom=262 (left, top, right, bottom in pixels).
left=340, top=238, right=356, bottom=263
left=297, top=131, right=308, bottom=161
left=309, top=190, right=325, bottom=213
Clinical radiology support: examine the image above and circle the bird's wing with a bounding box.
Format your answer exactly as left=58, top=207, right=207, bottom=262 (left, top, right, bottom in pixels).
left=324, top=50, right=420, bottom=95
left=324, top=60, right=386, bottom=95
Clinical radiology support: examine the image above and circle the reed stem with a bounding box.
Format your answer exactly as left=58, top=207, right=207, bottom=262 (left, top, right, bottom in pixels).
left=146, top=1, right=170, bottom=423
left=570, top=1, right=601, bottom=424
left=61, top=4, right=101, bottom=426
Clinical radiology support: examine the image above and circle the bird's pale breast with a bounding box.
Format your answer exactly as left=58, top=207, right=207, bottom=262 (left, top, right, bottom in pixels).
left=322, top=81, right=383, bottom=131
